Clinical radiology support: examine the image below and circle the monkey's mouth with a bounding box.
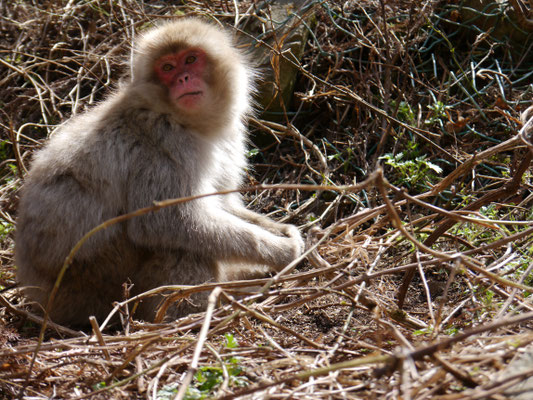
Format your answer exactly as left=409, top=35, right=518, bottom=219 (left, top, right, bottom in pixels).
left=177, top=91, right=203, bottom=100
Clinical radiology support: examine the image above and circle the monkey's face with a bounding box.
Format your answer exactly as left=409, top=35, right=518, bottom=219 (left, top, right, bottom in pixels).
left=154, top=48, right=209, bottom=113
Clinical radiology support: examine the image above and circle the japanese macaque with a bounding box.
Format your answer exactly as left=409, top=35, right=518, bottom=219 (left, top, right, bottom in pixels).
left=15, top=19, right=304, bottom=327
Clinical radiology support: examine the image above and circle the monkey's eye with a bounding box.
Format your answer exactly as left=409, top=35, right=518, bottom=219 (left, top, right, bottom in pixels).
left=185, top=55, right=197, bottom=64
left=162, top=63, right=174, bottom=72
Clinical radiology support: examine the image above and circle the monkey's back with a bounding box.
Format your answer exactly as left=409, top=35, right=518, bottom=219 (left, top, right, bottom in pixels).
left=15, top=102, right=137, bottom=325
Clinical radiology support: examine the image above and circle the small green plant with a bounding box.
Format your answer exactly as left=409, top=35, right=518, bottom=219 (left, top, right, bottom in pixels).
left=93, top=381, right=106, bottom=390
left=157, top=384, right=178, bottom=400
left=190, top=367, right=225, bottom=397
left=224, top=333, right=238, bottom=349
left=0, top=140, right=10, bottom=160
left=522, top=262, right=533, bottom=290
left=158, top=334, right=249, bottom=400
left=413, top=327, right=433, bottom=336
left=0, top=219, right=14, bottom=239
left=482, top=289, right=495, bottom=306
left=444, top=326, right=460, bottom=336
left=380, top=151, right=442, bottom=191
left=158, top=364, right=247, bottom=400
left=479, top=204, right=498, bottom=220
left=390, top=100, right=415, bottom=124
left=450, top=204, right=521, bottom=249
left=424, top=100, right=448, bottom=126
left=182, top=362, right=247, bottom=399
left=246, top=148, right=259, bottom=158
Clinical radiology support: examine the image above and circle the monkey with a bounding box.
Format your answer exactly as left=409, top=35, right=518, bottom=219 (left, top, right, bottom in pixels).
left=15, top=18, right=304, bottom=327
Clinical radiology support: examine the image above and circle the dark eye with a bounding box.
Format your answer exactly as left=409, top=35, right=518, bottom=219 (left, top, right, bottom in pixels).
left=185, top=55, right=196, bottom=64
left=162, top=63, right=174, bottom=72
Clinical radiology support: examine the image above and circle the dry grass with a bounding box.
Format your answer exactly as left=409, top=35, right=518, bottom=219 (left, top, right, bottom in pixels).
left=1, top=0, right=533, bottom=399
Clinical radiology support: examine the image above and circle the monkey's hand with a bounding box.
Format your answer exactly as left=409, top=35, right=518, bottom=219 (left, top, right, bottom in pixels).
left=273, top=222, right=301, bottom=239
left=267, top=224, right=305, bottom=264
left=265, top=224, right=305, bottom=270
left=230, top=208, right=305, bottom=265
left=232, top=208, right=302, bottom=238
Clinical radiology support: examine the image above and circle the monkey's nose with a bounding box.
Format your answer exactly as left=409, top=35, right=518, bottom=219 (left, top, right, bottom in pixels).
left=178, top=73, right=190, bottom=84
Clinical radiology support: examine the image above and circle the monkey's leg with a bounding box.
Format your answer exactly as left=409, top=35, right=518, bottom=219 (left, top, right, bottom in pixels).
left=131, top=251, right=217, bottom=321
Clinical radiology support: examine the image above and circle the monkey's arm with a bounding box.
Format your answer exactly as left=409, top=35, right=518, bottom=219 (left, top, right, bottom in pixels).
left=126, top=172, right=303, bottom=269
left=130, top=202, right=301, bottom=268
left=229, top=206, right=302, bottom=240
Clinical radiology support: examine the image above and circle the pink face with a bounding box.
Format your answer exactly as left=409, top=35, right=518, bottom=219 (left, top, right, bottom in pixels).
left=154, top=48, right=208, bottom=111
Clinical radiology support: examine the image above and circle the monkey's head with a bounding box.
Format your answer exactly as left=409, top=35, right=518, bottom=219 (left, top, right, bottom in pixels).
left=132, top=19, right=253, bottom=134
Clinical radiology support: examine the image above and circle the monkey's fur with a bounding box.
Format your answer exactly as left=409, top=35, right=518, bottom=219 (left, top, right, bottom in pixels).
left=15, top=19, right=304, bottom=327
